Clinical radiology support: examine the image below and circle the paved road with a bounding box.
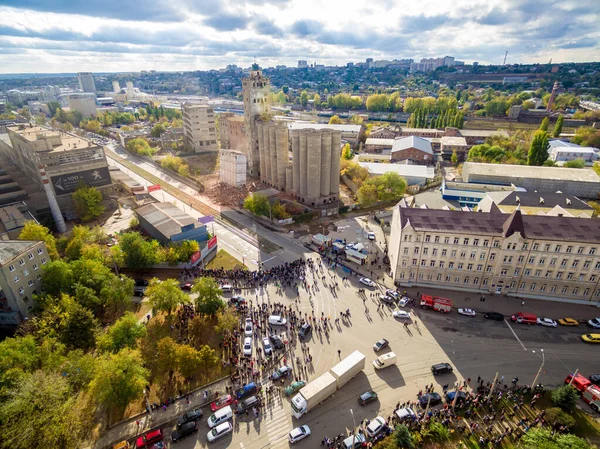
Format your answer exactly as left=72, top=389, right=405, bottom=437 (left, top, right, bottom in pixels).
left=131, top=259, right=600, bottom=449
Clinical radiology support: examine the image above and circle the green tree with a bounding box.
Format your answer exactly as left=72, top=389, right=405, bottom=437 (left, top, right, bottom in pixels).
left=119, top=232, right=162, bottom=270
left=544, top=407, right=576, bottom=429
left=97, top=312, right=147, bottom=353
left=540, top=117, right=549, bottom=131
left=553, top=115, right=564, bottom=137
left=393, top=424, right=414, bottom=448
left=528, top=130, right=550, bottom=166
left=341, top=143, right=353, bottom=160
left=243, top=193, right=270, bottom=217
left=299, top=90, right=308, bottom=107
left=193, top=277, right=224, bottom=316
left=357, top=183, right=378, bottom=207
left=451, top=151, right=458, bottom=165
left=41, top=260, right=74, bottom=296
left=61, top=349, right=97, bottom=392
left=0, top=335, right=40, bottom=399
left=329, top=115, right=343, bottom=124
left=197, top=344, right=220, bottom=376
left=551, top=384, right=578, bottom=411
left=176, top=344, right=202, bottom=380
left=0, top=371, right=90, bottom=449
left=126, top=138, right=155, bottom=156
left=572, top=127, right=600, bottom=148
left=521, top=428, right=591, bottom=449
left=72, top=184, right=105, bottom=222
left=89, top=348, right=149, bottom=412
left=146, top=278, right=190, bottom=315
left=484, top=99, right=509, bottom=116
left=563, top=158, right=585, bottom=168
left=313, top=93, right=321, bottom=108
left=18, top=221, right=59, bottom=259
left=150, top=123, right=167, bottom=138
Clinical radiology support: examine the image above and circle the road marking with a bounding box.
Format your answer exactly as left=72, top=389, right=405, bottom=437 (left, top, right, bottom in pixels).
left=239, top=443, right=245, bottom=449
left=504, top=319, right=527, bottom=350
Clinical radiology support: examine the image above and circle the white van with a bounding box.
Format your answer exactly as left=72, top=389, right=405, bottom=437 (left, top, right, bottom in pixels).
left=207, top=405, right=233, bottom=428
left=373, top=352, right=397, bottom=370
left=221, top=285, right=233, bottom=293
left=342, top=433, right=366, bottom=449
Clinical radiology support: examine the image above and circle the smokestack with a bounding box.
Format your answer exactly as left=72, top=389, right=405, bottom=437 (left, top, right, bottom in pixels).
left=38, top=165, right=67, bottom=233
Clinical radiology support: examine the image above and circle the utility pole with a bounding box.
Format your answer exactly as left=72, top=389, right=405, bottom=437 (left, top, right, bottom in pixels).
left=487, top=372, right=499, bottom=400
left=503, top=51, right=508, bottom=65
left=568, top=369, right=579, bottom=386
left=531, top=349, right=545, bottom=389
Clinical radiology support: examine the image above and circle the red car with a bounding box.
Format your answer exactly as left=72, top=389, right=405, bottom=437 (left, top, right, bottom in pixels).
left=180, top=283, right=193, bottom=291
left=136, top=429, right=163, bottom=448
left=210, top=394, right=234, bottom=412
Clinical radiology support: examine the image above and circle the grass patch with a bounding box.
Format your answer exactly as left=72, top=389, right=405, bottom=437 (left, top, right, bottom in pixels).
left=206, top=249, right=247, bottom=271
left=572, top=407, right=600, bottom=442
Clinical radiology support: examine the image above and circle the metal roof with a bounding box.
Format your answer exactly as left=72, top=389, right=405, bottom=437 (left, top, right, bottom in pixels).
left=463, top=162, right=600, bottom=182
left=289, top=123, right=361, bottom=133
left=391, top=136, right=433, bottom=155
left=0, top=240, right=41, bottom=266
left=135, top=202, right=199, bottom=239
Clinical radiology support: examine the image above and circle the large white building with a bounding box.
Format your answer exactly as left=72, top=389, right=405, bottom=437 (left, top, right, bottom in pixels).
left=219, top=150, right=247, bottom=187
left=389, top=201, right=600, bottom=304
left=77, top=72, right=96, bottom=94
left=67, top=93, right=97, bottom=118
left=182, top=103, right=218, bottom=153
left=548, top=140, right=599, bottom=163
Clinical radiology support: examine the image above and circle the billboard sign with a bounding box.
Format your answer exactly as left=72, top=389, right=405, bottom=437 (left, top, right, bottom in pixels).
left=208, top=235, right=218, bottom=249
left=148, top=184, right=161, bottom=192
left=190, top=250, right=201, bottom=265
left=51, top=167, right=111, bottom=196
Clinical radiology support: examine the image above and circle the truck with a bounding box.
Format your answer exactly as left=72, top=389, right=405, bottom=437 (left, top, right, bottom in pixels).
left=582, top=385, right=600, bottom=413
left=291, top=350, right=366, bottom=419
left=420, top=295, right=452, bottom=313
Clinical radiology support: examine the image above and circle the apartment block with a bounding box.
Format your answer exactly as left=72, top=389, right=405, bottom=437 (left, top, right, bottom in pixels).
left=182, top=103, right=218, bottom=153
left=389, top=201, right=600, bottom=305
left=77, top=72, right=96, bottom=93
left=0, top=240, right=48, bottom=324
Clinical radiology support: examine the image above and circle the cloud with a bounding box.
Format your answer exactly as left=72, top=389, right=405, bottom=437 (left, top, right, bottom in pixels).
left=203, top=13, right=250, bottom=31
left=252, top=19, right=284, bottom=37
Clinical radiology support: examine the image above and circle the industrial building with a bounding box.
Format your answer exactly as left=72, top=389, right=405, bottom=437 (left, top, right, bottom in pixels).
left=289, top=123, right=361, bottom=147
left=477, top=191, right=593, bottom=218
left=219, top=114, right=247, bottom=154
left=441, top=180, right=518, bottom=208
left=135, top=202, right=217, bottom=265
left=0, top=203, right=38, bottom=240
left=77, top=72, right=96, bottom=94
left=461, top=162, right=600, bottom=198
left=67, top=93, right=97, bottom=118
left=358, top=162, right=435, bottom=186
left=182, top=103, right=218, bottom=153
left=389, top=200, right=600, bottom=305
left=289, top=128, right=341, bottom=207
left=0, top=240, right=49, bottom=324
left=389, top=136, right=433, bottom=163
left=219, top=150, right=247, bottom=188
left=257, top=121, right=290, bottom=190
left=242, top=65, right=271, bottom=175
left=0, top=125, right=113, bottom=231
left=548, top=140, right=599, bottom=163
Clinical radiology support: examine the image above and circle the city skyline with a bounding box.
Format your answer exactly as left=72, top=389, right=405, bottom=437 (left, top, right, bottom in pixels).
left=0, top=0, right=599, bottom=74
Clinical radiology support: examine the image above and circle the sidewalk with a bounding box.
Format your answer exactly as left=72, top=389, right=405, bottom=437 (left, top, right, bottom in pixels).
left=92, top=376, right=230, bottom=449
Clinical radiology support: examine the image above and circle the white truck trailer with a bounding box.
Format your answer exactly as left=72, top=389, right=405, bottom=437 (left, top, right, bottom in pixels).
left=291, top=350, right=366, bottom=419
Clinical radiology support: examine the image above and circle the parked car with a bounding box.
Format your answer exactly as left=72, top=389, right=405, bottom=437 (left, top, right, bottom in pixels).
left=262, top=337, right=273, bottom=356
left=285, top=381, right=306, bottom=396
left=244, top=318, right=253, bottom=336
left=589, top=374, right=600, bottom=386
left=358, top=390, right=378, bottom=406
left=379, top=294, right=395, bottom=305
left=135, top=429, right=163, bottom=448
left=342, top=432, right=365, bottom=449
left=270, top=365, right=293, bottom=381
left=582, top=334, right=600, bottom=343
left=268, top=315, right=287, bottom=326
left=207, top=406, right=233, bottom=428
left=210, top=395, right=234, bottom=412
left=133, top=286, right=147, bottom=297
left=419, top=392, right=442, bottom=408
left=588, top=318, right=600, bottom=329
left=176, top=408, right=203, bottom=427
left=458, top=308, right=476, bottom=317
left=234, top=383, right=257, bottom=400
left=395, top=407, right=416, bottom=421
left=235, top=395, right=261, bottom=414
left=243, top=337, right=252, bottom=357
left=537, top=317, right=557, bottom=328
left=393, top=310, right=411, bottom=320
left=366, top=417, right=387, bottom=437
left=359, top=277, right=376, bottom=287
left=484, top=312, right=504, bottom=321
left=431, top=363, right=453, bottom=375
left=367, top=231, right=376, bottom=241
left=269, top=334, right=284, bottom=349
left=398, top=296, right=413, bottom=307
left=558, top=318, right=579, bottom=326
left=207, top=422, right=233, bottom=443
left=135, top=279, right=149, bottom=287
left=179, top=283, right=193, bottom=291
left=171, top=421, right=198, bottom=443
left=373, top=338, right=389, bottom=352
left=511, top=312, right=537, bottom=324
left=230, top=295, right=246, bottom=305
left=299, top=323, right=312, bottom=340
left=446, top=390, right=467, bottom=403
left=288, top=425, right=311, bottom=444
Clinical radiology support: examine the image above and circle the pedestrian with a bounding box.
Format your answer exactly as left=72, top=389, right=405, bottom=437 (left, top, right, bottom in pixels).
left=337, top=349, right=341, bottom=358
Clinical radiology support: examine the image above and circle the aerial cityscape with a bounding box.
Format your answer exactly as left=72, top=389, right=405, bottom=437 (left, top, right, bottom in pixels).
left=1, top=2, right=600, bottom=449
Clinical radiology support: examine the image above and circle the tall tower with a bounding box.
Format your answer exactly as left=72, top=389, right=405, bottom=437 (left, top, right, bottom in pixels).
left=546, top=81, right=560, bottom=111
left=77, top=72, right=96, bottom=94
left=112, top=80, right=121, bottom=93
left=242, top=64, right=271, bottom=176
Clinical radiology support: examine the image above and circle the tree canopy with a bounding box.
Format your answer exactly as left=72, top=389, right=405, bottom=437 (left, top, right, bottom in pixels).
left=118, top=232, right=162, bottom=270
left=19, top=222, right=59, bottom=259
left=357, top=172, right=407, bottom=207
left=72, top=184, right=105, bottom=222
left=528, top=130, right=550, bottom=166
left=193, top=277, right=224, bottom=316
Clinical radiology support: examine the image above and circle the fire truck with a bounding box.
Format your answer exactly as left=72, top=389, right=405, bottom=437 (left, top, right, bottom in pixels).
left=420, top=295, right=452, bottom=313
left=582, top=385, right=600, bottom=413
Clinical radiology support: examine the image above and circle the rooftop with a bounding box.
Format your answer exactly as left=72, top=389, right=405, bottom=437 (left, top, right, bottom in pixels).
left=0, top=240, right=41, bottom=266
left=135, top=202, right=201, bottom=239
left=7, top=125, right=99, bottom=153
left=391, top=135, right=433, bottom=155
left=548, top=139, right=581, bottom=149
left=398, top=203, right=600, bottom=243
left=459, top=129, right=509, bottom=138
left=440, top=136, right=468, bottom=146
left=463, top=162, right=600, bottom=183
left=359, top=162, right=435, bottom=178
left=365, top=138, right=395, bottom=146
left=496, top=191, right=592, bottom=209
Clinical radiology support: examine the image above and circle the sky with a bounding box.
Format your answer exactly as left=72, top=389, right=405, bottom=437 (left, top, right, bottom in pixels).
left=0, top=0, right=599, bottom=73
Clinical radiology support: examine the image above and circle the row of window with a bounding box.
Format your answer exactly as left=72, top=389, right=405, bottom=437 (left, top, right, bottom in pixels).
left=7, top=249, right=45, bottom=272
left=18, top=277, right=40, bottom=294
left=403, top=258, right=599, bottom=283
left=409, top=234, right=597, bottom=255
left=398, top=271, right=600, bottom=297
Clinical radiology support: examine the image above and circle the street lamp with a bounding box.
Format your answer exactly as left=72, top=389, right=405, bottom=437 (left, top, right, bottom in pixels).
left=350, top=408, right=356, bottom=449
left=531, top=349, right=545, bottom=389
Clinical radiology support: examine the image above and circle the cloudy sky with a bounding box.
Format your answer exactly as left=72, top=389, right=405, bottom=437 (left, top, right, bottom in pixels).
left=0, top=0, right=599, bottom=73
